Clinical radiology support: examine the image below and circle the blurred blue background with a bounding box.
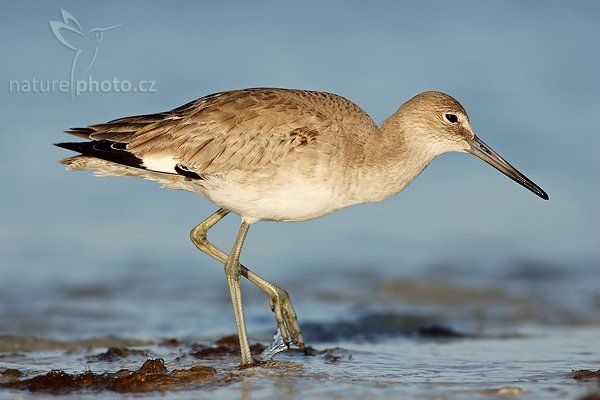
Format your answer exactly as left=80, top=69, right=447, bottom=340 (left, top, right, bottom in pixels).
left=0, top=1, right=598, bottom=339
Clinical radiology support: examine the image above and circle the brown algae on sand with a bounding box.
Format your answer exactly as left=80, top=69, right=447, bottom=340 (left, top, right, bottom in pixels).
left=1, top=358, right=217, bottom=393
left=87, top=346, right=149, bottom=362
left=571, top=369, right=600, bottom=382
left=0, top=335, right=329, bottom=394
left=190, top=334, right=266, bottom=358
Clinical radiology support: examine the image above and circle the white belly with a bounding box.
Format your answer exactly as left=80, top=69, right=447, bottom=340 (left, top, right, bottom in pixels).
left=198, top=171, right=353, bottom=223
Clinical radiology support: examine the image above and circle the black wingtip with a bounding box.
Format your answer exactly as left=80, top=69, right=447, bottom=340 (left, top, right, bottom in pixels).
left=55, top=140, right=144, bottom=169
left=55, top=142, right=82, bottom=151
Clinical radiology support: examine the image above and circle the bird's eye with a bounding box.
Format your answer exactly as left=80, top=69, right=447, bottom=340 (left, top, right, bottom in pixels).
left=444, top=113, right=458, bottom=123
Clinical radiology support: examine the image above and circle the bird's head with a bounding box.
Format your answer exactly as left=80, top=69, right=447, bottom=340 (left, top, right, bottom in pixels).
left=396, top=91, right=548, bottom=200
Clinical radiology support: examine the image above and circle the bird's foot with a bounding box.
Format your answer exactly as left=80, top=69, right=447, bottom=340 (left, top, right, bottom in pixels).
left=268, top=288, right=305, bottom=352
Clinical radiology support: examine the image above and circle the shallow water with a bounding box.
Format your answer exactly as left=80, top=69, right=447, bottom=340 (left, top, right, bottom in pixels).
left=1, top=327, right=599, bottom=399
left=1, top=260, right=599, bottom=399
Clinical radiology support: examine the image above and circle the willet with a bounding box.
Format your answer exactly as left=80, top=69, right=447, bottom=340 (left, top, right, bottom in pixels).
left=56, top=88, right=548, bottom=367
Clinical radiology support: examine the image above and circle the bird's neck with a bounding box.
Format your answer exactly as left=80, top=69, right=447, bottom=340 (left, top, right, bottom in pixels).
left=351, top=114, right=437, bottom=204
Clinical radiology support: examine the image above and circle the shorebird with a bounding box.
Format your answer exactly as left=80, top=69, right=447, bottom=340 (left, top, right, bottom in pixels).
left=56, top=88, right=548, bottom=367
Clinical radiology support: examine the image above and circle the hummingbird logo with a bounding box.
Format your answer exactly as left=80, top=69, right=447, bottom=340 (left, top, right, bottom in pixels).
left=49, top=9, right=123, bottom=96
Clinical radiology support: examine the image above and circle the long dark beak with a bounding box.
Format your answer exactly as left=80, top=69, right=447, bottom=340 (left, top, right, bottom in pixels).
left=468, top=136, right=549, bottom=200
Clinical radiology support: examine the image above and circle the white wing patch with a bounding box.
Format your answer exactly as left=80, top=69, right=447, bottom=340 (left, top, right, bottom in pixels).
left=142, top=156, right=177, bottom=173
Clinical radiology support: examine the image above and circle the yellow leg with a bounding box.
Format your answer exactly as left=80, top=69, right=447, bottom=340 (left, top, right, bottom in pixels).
left=225, top=220, right=253, bottom=366
left=190, top=209, right=305, bottom=360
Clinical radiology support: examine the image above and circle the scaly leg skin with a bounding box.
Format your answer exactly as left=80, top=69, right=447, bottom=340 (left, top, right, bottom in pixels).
left=190, top=209, right=305, bottom=352
left=225, top=221, right=254, bottom=367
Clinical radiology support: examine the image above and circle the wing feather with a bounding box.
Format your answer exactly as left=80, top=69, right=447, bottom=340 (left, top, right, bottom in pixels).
left=62, top=88, right=375, bottom=177
left=123, top=89, right=338, bottom=175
